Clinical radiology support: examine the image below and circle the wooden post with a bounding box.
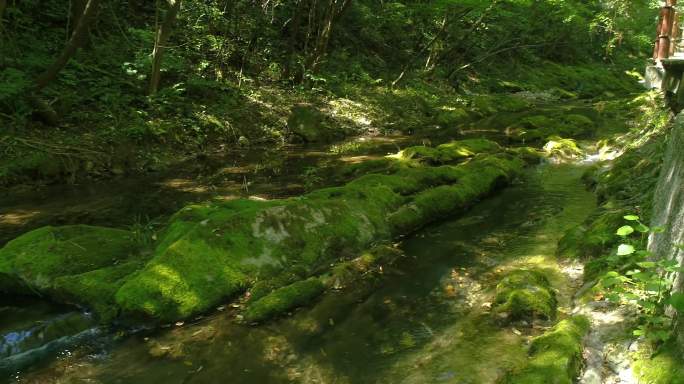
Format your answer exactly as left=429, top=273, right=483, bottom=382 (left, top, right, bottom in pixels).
left=672, top=12, right=680, bottom=56
left=655, top=12, right=664, bottom=60
left=658, top=6, right=674, bottom=60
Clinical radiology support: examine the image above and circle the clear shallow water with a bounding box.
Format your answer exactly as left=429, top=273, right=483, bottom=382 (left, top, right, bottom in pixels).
left=5, top=161, right=596, bottom=384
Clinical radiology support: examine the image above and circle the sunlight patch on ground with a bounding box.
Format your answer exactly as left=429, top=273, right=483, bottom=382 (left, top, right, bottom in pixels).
left=0, top=209, right=41, bottom=225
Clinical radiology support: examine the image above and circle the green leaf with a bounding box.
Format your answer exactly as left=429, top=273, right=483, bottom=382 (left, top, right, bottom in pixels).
left=617, top=244, right=635, bottom=256
left=667, top=293, right=684, bottom=313
left=636, top=261, right=656, bottom=269
left=624, top=215, right=640, bottom=221
left=616, top=225, right=634, bottom=237
left=635, top=223, right=650, bottom=233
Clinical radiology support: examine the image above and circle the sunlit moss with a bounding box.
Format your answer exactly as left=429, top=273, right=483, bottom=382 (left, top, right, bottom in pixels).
left=244, top=277, right=325, bottom=323
left=493, top=269, right=557, bottom=322
left=633, top=341, right=684, bottom=384
left=503, top=316, right=590, bottom=384
left=0, top=225, right=139, bottom=293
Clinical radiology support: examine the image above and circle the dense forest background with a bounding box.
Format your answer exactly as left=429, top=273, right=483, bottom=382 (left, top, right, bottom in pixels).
left=0, top=0, right=656, bottom=185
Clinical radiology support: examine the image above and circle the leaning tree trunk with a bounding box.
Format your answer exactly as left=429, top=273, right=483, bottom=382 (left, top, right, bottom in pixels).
left=30, top=0, right=100, bottom=125
left=34, top=0, right=100, bottom=91
left=149, top=0, right=181, bottom=95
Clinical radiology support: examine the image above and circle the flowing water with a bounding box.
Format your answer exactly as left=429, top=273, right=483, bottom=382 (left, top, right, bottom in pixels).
left=2, top=160, right=597, bottom=384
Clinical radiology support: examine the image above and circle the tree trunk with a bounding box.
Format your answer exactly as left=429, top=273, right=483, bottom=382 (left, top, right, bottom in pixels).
left=306, top=0, right=352, bottom=73
left=71, top=0, right=87, bottom=34
left=34, top=0, right=101, bottom=92
left=0, top=0, right=7, bottom=21
left=149, top=0, right=182, bottom=95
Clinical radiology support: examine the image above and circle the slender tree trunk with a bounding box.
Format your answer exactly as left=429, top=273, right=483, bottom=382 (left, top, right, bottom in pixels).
left=71, top=0, right=87, bottom=34
left=283, top=0, right=304, bottom=80
left=29, top=0, right=99, bottom=125
left=306, top=0, right=351, bottom=73
left=0, top=0, right=7, bottom=21
left=149, top=0, right=182, bottom=95
left=34, top=0, right=101, bottom=92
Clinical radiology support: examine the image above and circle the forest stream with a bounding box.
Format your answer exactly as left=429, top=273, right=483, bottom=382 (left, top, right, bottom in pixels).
left=0, top=128, right=598, bottom=383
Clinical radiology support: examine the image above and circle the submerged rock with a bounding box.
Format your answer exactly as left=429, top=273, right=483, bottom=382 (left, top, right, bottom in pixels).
left=0, top=140, right=530, bottom=323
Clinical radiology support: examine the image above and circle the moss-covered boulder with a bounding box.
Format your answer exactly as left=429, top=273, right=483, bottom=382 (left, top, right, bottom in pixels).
left=0, top=225, right=139, bottom=294
left=116, top=153, right=523, bottom=321
left=543, top=136, right=583, bottom=160
left=493, top=269, right=557, bottom=322
left=393, top=139, right=502, bottom=165
left=503, top=316, right=590, bottom=384
left=1, top=141, right=529, bottom=323
left=243, top=277, right=325, bottom=323
left=287, top=103, right=331, bottom=142
left=506, top=113, right=595, bottom=143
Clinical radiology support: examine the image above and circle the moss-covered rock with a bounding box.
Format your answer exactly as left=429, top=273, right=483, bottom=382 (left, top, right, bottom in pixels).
left=115, top=153, right=523, bottom=322
left=1, top=141, right=528, bottom=323
left=287, top=103, right=333, bottom=142
left=504, top=316, right=590, bottom=384
left=543, top=136, right=583, bottom=160
left=0, top=225, right=139, bottom=294
left=493, top=269, right=557, bottom=322
left=506, top=113, right=595, bottom=143
left=393, top=139, right=502, bottom=165
left=633, top=342, right=684, bottom=384
left=243, top=277, right=325, bottom=323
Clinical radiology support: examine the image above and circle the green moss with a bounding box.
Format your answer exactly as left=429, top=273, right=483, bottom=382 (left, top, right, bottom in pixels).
left=330, top=245, right=403, bottom=287
left=389, top=154, right=523, bottom=233
left=1, top=141, right=529, bottom=323
left=395, top=139, right=501, bottom=165
left=504, top=316, right=590, bottom=384
left=244, top=277, right=325, bottom=323
left=494, top=269, right=557, bottom=322
left=470, top=95, right=531, bottom=116
left=53, top=261, right=144, bottom=321
left=543, top=136, right=583, bottom=160
left=435, top=107, right=469, bottom=127
left=0, top=225, right=139, bottom=293
left=506, top=113, right=595, bottom=143
left=633, top=342, right=684, bottom=384
left=506, top=147, right=544, bottom=164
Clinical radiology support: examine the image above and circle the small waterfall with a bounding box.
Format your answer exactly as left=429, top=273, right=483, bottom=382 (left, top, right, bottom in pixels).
left=648, top=113, right=684, bottom=348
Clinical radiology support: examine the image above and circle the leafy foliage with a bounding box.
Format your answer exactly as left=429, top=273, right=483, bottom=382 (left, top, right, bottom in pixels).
left=598, top=215, right=684, bottom=343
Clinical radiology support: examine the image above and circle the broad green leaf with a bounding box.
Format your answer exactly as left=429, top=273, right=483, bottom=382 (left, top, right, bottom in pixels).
left=636, top=261, right=656, bottom=269
left=624, top=215, right=640, bottom=221
left=667, top=293, right=684, bottom=312
left=616, top=225, right=634, bottom=236
left=617, top=244, right=635, bottom=256
left=635, top=223, right=650, bottom=233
